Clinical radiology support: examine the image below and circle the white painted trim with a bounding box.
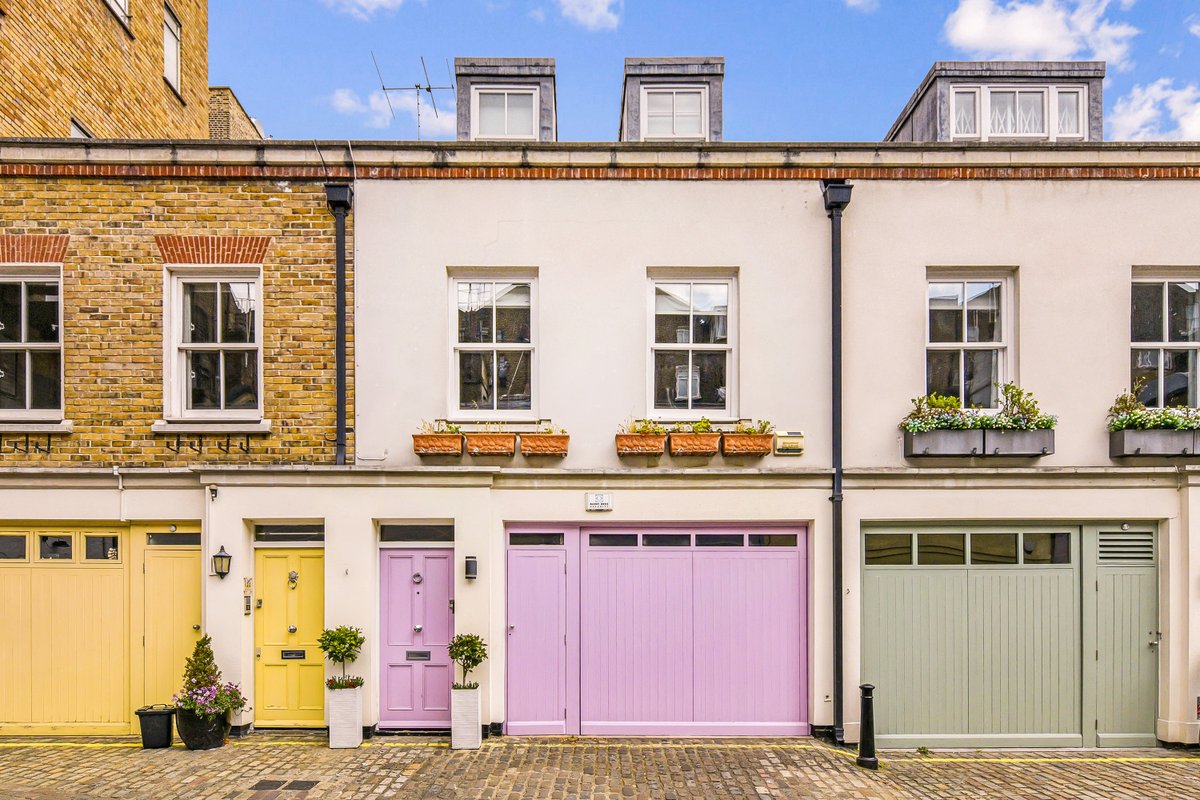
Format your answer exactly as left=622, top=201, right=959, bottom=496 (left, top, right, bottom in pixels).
left=151, top=419, right=272, bottom=434
left=0, top=420, right=74, bottom=433
left=639, top=85, right=709, bottom=142
left=0, top=267, right=64, bottom=420
left=469, top=85, right=540, bottom=142
left=950, top=84, right=1089, bottom=143
left=924, top=272, right=1015, bottom=410
left=163, top=3, right=182, bottom=92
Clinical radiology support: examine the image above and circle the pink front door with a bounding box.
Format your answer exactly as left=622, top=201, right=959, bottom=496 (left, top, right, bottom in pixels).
left=379, top=550, right=454, bottom=728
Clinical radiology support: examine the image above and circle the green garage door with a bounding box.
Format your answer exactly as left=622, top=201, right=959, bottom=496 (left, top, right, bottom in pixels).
left=862, top=526, right=1157, bottom=748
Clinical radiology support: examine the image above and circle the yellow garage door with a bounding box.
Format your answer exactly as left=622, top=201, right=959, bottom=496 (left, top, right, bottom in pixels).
left=0, top=528, right=129, bottom=735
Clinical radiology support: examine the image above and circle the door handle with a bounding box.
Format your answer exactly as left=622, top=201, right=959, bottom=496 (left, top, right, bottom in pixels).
left=413, top=624, right=423, bottom=633
left=192, top=624, right=201, bottom=631
left=288, top=625, right=297, bottom=634
left=1148, top=641, right=1159, bottom=647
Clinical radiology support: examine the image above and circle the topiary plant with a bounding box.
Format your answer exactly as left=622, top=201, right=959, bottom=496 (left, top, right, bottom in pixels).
left=448, top=633, right=488, bottom=690
left=318, top=626, right=366, bottom=690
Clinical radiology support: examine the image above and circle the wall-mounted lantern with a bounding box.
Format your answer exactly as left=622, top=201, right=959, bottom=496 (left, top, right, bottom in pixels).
left=464, top=556, right=478, bottom=580
left=212, top=546, right=232, bottom=579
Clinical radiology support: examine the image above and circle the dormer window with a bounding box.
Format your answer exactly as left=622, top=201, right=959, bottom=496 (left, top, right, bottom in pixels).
left=471, top=86, right=538, bottom=141
left=641, top=86, right=707, bottom=141
left=951, top=86, right=1087, bottom=142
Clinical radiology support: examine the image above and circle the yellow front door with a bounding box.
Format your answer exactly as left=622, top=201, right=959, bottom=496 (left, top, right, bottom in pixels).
left=144, top=545, right=202, bottom=706
left=254, top=548, right=325, bottom=726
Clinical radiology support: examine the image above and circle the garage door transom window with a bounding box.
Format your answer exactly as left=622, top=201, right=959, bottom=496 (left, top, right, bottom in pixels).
left=866, top=531, right=1070, bottom=566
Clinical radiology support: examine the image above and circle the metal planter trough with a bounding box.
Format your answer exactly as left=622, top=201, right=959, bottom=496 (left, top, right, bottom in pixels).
left=983, top=429, right=1055, bottom=456
left=1109, top=429, right=1199, bottom=457
left=903, top=430, right=983, bottom=457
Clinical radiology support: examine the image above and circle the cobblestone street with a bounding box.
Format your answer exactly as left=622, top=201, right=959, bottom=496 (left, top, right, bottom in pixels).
left=1, top=732, right=1198, bottom=799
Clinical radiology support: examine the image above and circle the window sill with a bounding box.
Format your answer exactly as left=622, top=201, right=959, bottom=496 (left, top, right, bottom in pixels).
left=164, top=77, right=186, bottom=105
left=152, top=419, right=272, bottom=434
left=0, top=420, right=73, bottom=434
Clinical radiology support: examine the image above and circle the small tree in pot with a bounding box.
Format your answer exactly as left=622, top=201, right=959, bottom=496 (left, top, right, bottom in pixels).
left=448, top=633, right=488, bottom=750
left=318, top=626, right=366, bottom=749
left=173, top=635, right=246, bottom=750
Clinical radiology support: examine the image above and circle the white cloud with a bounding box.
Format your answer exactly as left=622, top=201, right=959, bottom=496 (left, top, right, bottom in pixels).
left=1108, top=78, right=1200, bottom=140
left=1188, top=15, right=1200, bottom=38
left=555, top=0, right=620, bottom=30
left=328, top=88, right=457, bottom=138
left=529, top=7, right=547, bottom=22
left=844, top=0, right=880, bottom=11
left=321, top=0, right=405, bottom=21
left=944, top=0, right=1139, bottom=71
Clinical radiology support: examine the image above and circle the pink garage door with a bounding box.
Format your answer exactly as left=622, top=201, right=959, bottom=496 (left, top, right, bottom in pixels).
left=505, top=527, right=807, bottom=737
left=379, top=550, right=454, bottom=728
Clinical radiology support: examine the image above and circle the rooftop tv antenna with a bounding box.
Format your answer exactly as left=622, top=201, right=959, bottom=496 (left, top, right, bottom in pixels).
left=372, top=53, right=455, bottom=141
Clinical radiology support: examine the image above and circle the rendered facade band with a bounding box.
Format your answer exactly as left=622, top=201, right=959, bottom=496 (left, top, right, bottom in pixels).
left=1, top=137, right=1195, bottom=747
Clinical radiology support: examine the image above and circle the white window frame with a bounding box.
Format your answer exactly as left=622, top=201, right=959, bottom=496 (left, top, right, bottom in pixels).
left=164, top=265, right=264, bottom=422
left=924, top=273, right=1013, bottom=411
left=163, top=4, right=182, bottom=92
left=469, top=86, right=539, bottom=141
left=447, top=275, right=538, bottom=422
left=1130, top=278, right=1200, bottom=408
left=646, top=276, right=737, bottom=422
left=950, top=85, right=1088, bottom=142
left=104, top=0, right=130, bottom=19
left=0, top=265, right=64, bottom=421
left=639, top=85, right=710, bottom=142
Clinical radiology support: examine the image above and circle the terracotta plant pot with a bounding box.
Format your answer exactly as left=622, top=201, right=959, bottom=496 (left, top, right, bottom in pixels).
left=412, top=433, right=463, bottom=456
left=669, top=432, right=722, bottom=457
left=519, top=433, right=569, bottom=457
left=721, top=433, right=774, bottom=456
left=615, top=433, right=667, bottom=456
left=175, top=707, right=230, bottom=751
left=465, top=433, right=517, bottom=456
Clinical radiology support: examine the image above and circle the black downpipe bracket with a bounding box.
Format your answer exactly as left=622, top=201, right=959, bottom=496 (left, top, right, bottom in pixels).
left=325, top=183, right=354, bottom=466
left=821, top=179, right=853, bottom=744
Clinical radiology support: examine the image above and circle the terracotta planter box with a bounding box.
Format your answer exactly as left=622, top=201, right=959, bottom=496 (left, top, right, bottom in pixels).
left=721, top=433, right=774, bottom=456
left=412, top=433, right=463, bottom=456
left=983, top=429, right=1055, bottom=456
left=464, top=433, right=517, bottom=456
left=1109, top=429, right=1199, bottom=457
left=615, top=433, right=667, bottom=456
left=519, top=433, right=569, bottom=457
left=903, top=429, right=983, bottom=457
left=669, top=432, right=722, bottom=457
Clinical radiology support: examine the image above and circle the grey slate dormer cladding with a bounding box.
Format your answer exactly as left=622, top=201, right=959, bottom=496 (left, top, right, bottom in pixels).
left=885, top=61, right=1105, bottom=143
left=620, top=57, right=724, bottom=143
left=454, top=57, right=557, bottom=142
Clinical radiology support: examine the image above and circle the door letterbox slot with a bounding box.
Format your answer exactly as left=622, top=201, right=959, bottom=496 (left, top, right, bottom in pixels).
left=406, top=650, right=431, bottom=661
left=281, top=650, right=306, bottom=660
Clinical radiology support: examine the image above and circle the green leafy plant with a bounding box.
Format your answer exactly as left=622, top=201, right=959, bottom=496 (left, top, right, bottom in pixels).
left=670, top=417, right=715, bottom=433
left=448, top=633, right=488, bottom=690
left=418, top=419, right=462, bottom=434
left=1106, top=378, right=1200, bottom=431
left=988, top=382, right=1057, bottom=431
left=733, top=419, right=774, bottom=434
left=619, top=418, right=667, bottom=435
left=899, top=384, right=1056, bottom=432
left=534, top=423, right=567, bottom=434
left=318, top=626, right=366, bottom=690
left=173, top=635, right=246, bottom=719
left=899, top=392, right=973, bottom=432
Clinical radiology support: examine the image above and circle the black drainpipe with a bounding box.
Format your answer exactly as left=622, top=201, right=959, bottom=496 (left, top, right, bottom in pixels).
left=325, top=183, right=354, bottom=466
left=821, top=178, right=853, bottom=744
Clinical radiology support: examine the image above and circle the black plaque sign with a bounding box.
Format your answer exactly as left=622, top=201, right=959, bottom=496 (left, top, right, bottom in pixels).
left=406, top=650, right=431, bottom=661
left=281, top=649, right=306, bottom=660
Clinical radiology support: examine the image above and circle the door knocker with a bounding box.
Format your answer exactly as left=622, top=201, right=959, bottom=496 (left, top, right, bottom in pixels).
left=288, top=570, right=299, bottom=589
left=412, top=572, right=423, bottom=585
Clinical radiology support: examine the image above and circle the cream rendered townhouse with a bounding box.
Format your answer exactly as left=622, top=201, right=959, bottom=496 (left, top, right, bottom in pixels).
left=1, top=55, right=1199, bottom=750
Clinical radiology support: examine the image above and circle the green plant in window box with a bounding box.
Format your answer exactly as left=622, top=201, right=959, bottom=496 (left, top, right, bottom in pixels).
left=901, top=384, right=1056, bottom=458
left=615, top=418, right=668, bottom=456
left=668, top=417, right=721, bottom=456
left=464, top=422, right=517, bottom=456
left=723, top=419, right=776, bottom=456
left=1107, top=379, right=1200, bottom=457
left=413, top=419, right=464, bottom=456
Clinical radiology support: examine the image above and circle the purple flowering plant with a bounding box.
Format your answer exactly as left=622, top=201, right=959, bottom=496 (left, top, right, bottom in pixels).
left=173, top=635, right=247, bottom=720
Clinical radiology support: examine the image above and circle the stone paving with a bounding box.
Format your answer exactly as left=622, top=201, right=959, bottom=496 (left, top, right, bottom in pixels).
left=0, top=731, right=1197, bottom=799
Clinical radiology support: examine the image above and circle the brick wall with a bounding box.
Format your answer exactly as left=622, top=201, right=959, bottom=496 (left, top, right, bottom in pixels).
left=208, top=87, right=262, bottom=140
left=0, top=176, right=352, bottom=466
left=0, top=0, right=209, bottom=138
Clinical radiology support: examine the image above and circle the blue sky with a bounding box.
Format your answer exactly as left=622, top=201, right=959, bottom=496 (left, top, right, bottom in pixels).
left=209, top=0, right=1200, bottom=142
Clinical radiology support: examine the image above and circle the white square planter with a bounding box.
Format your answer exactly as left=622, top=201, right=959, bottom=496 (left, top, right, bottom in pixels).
left=327, top=686, right=363, bottom=749
left=451, top=688, right=482, bottom=750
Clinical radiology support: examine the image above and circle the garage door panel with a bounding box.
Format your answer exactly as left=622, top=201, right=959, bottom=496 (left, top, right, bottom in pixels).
left=582, top=551, right=693, bottom=726
left=864, top=570, right=969, bottom=736
left=0, top=569, right=32, bottom=723
left=968, top=570, right=1079, bottom=736
left=693, top=552, right=803, bottom=724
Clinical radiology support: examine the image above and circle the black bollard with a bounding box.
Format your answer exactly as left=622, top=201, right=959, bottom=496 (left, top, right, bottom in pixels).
left=856, top=683, right=878, bottom=770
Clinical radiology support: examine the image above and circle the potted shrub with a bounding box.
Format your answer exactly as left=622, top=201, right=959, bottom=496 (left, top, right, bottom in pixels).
left=981, top=383, right=1057, bottom=455
left=615, top=418, right=668, bottom=456
left=172, top=635, right=246, bottom=751
left=519, top=424, right=569, bottom=457
left=669, top=417, right=722, bottom=456
left=464, top=423, right=517, bottom=456
left=412, top=420, right=463, bottom=456
left=899, top=393, right=984, bottom=456
left=448, top=633, right=487, bottom=750
left=318, top=625, right=366, bottom=749
left=1108, top=381, right=1200, bottom=457
left=722, top=419, right=775, bottom=456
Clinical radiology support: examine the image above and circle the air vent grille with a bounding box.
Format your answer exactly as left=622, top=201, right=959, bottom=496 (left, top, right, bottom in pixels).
left=1098, top=531, right=1155, bottom=564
